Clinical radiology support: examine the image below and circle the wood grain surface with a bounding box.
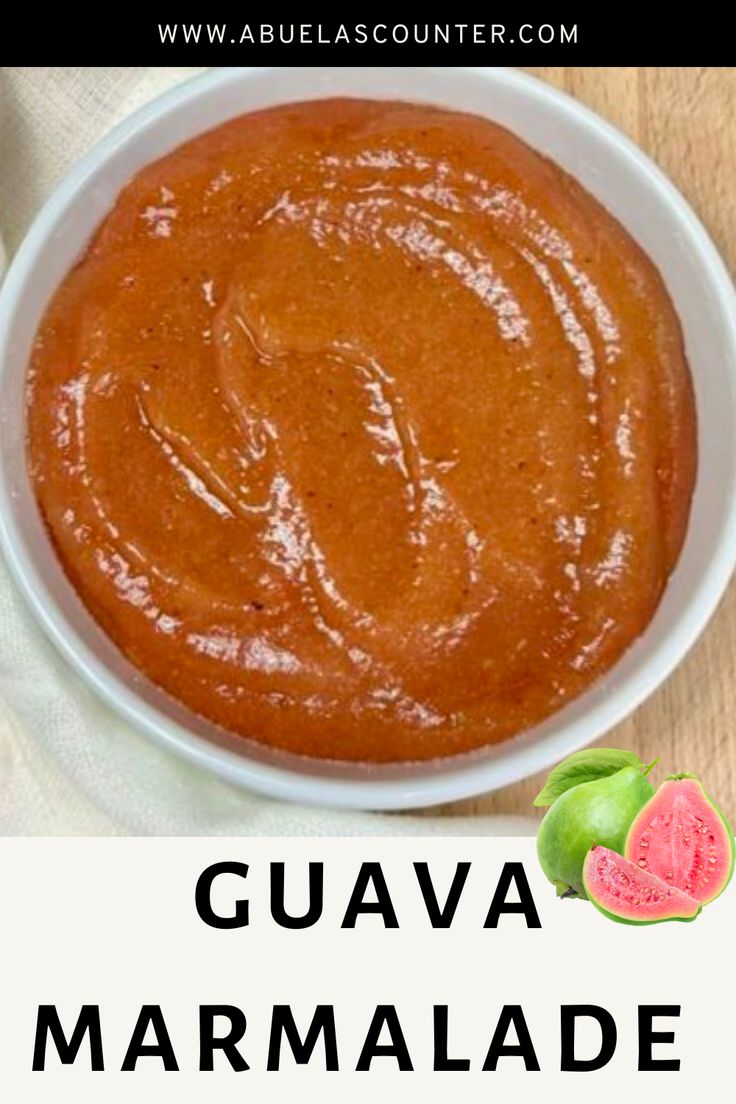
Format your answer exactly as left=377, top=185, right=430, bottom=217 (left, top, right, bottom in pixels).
left=430, top=67, right=736, bottom=825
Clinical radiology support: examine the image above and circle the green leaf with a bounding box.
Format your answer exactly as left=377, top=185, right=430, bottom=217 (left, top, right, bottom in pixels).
left=533, top=748, right=645, bottom=807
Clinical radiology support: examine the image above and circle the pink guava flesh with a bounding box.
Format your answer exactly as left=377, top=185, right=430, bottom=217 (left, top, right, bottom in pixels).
left=625, top=777, right=733, bottom=905
left=583, top=846, right=700, bottom=922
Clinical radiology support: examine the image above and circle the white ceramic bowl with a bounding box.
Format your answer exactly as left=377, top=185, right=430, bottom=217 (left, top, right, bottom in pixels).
left=1, top=67, right=736, bottom=810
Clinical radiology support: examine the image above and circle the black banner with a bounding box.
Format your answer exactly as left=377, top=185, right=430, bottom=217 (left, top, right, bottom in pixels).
left=1, top=13, right=728, bottom=64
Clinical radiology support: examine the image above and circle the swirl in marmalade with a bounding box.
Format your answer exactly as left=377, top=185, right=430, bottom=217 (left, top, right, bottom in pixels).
left=27, top=100, right=696, bottom=761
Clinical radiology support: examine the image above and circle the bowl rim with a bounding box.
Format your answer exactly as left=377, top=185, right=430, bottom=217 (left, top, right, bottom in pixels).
left=1, top=65, right=736, bottom=811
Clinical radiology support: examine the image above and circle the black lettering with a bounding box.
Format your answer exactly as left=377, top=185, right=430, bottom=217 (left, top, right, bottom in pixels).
left=342, top=863, right=398, bottom=928
left=121, top=1006, right=178, bottom=1071
left=414, top=862, right=470, bottom=928
left=433, top=1005, right=470, bottom=1071
left=195, top=862, right=249, bottom=929
left=483, top=1005, right=539, bottom=1071
left=199, top=1005, right=248, bottom=1071
left=270, top=862, right=323, bottom=928
left=484, top=863, right=541, bottom=928
left=33, top=1005, right=103, bottom=1071
left=357, top=1005, right=413, bottom=1071
left=561, top=1005, right=617, bottom=1071
left=638, top=1006, right=680, bottom=1072
left=267, top=1006, right=338, bottom=1071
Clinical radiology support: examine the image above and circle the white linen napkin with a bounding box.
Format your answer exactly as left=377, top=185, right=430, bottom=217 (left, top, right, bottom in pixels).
left=0, top=67, right=536, bottom=835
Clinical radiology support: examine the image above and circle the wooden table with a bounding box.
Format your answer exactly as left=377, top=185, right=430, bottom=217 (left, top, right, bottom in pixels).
left=431, top=67, right=736, bottom=825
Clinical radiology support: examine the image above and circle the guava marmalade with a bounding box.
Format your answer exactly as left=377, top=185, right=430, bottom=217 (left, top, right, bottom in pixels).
left=27, top=99, right=696, bottom=761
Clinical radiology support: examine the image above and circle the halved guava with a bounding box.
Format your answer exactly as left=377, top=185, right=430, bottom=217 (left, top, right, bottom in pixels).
left=583, top=846, right=701, bottom=924
left=625, top=775, right=734, bottom=906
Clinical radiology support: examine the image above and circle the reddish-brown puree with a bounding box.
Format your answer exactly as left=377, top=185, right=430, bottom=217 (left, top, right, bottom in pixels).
left=27, top=99, right=696, bottom=762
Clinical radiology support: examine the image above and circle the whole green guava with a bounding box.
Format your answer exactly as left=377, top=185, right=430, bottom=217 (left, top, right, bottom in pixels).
left=537, top=766, right=654, bottom=898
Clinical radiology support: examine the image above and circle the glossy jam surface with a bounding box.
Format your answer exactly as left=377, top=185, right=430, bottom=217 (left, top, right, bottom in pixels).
left=27, top=99, right=696, bottom=761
